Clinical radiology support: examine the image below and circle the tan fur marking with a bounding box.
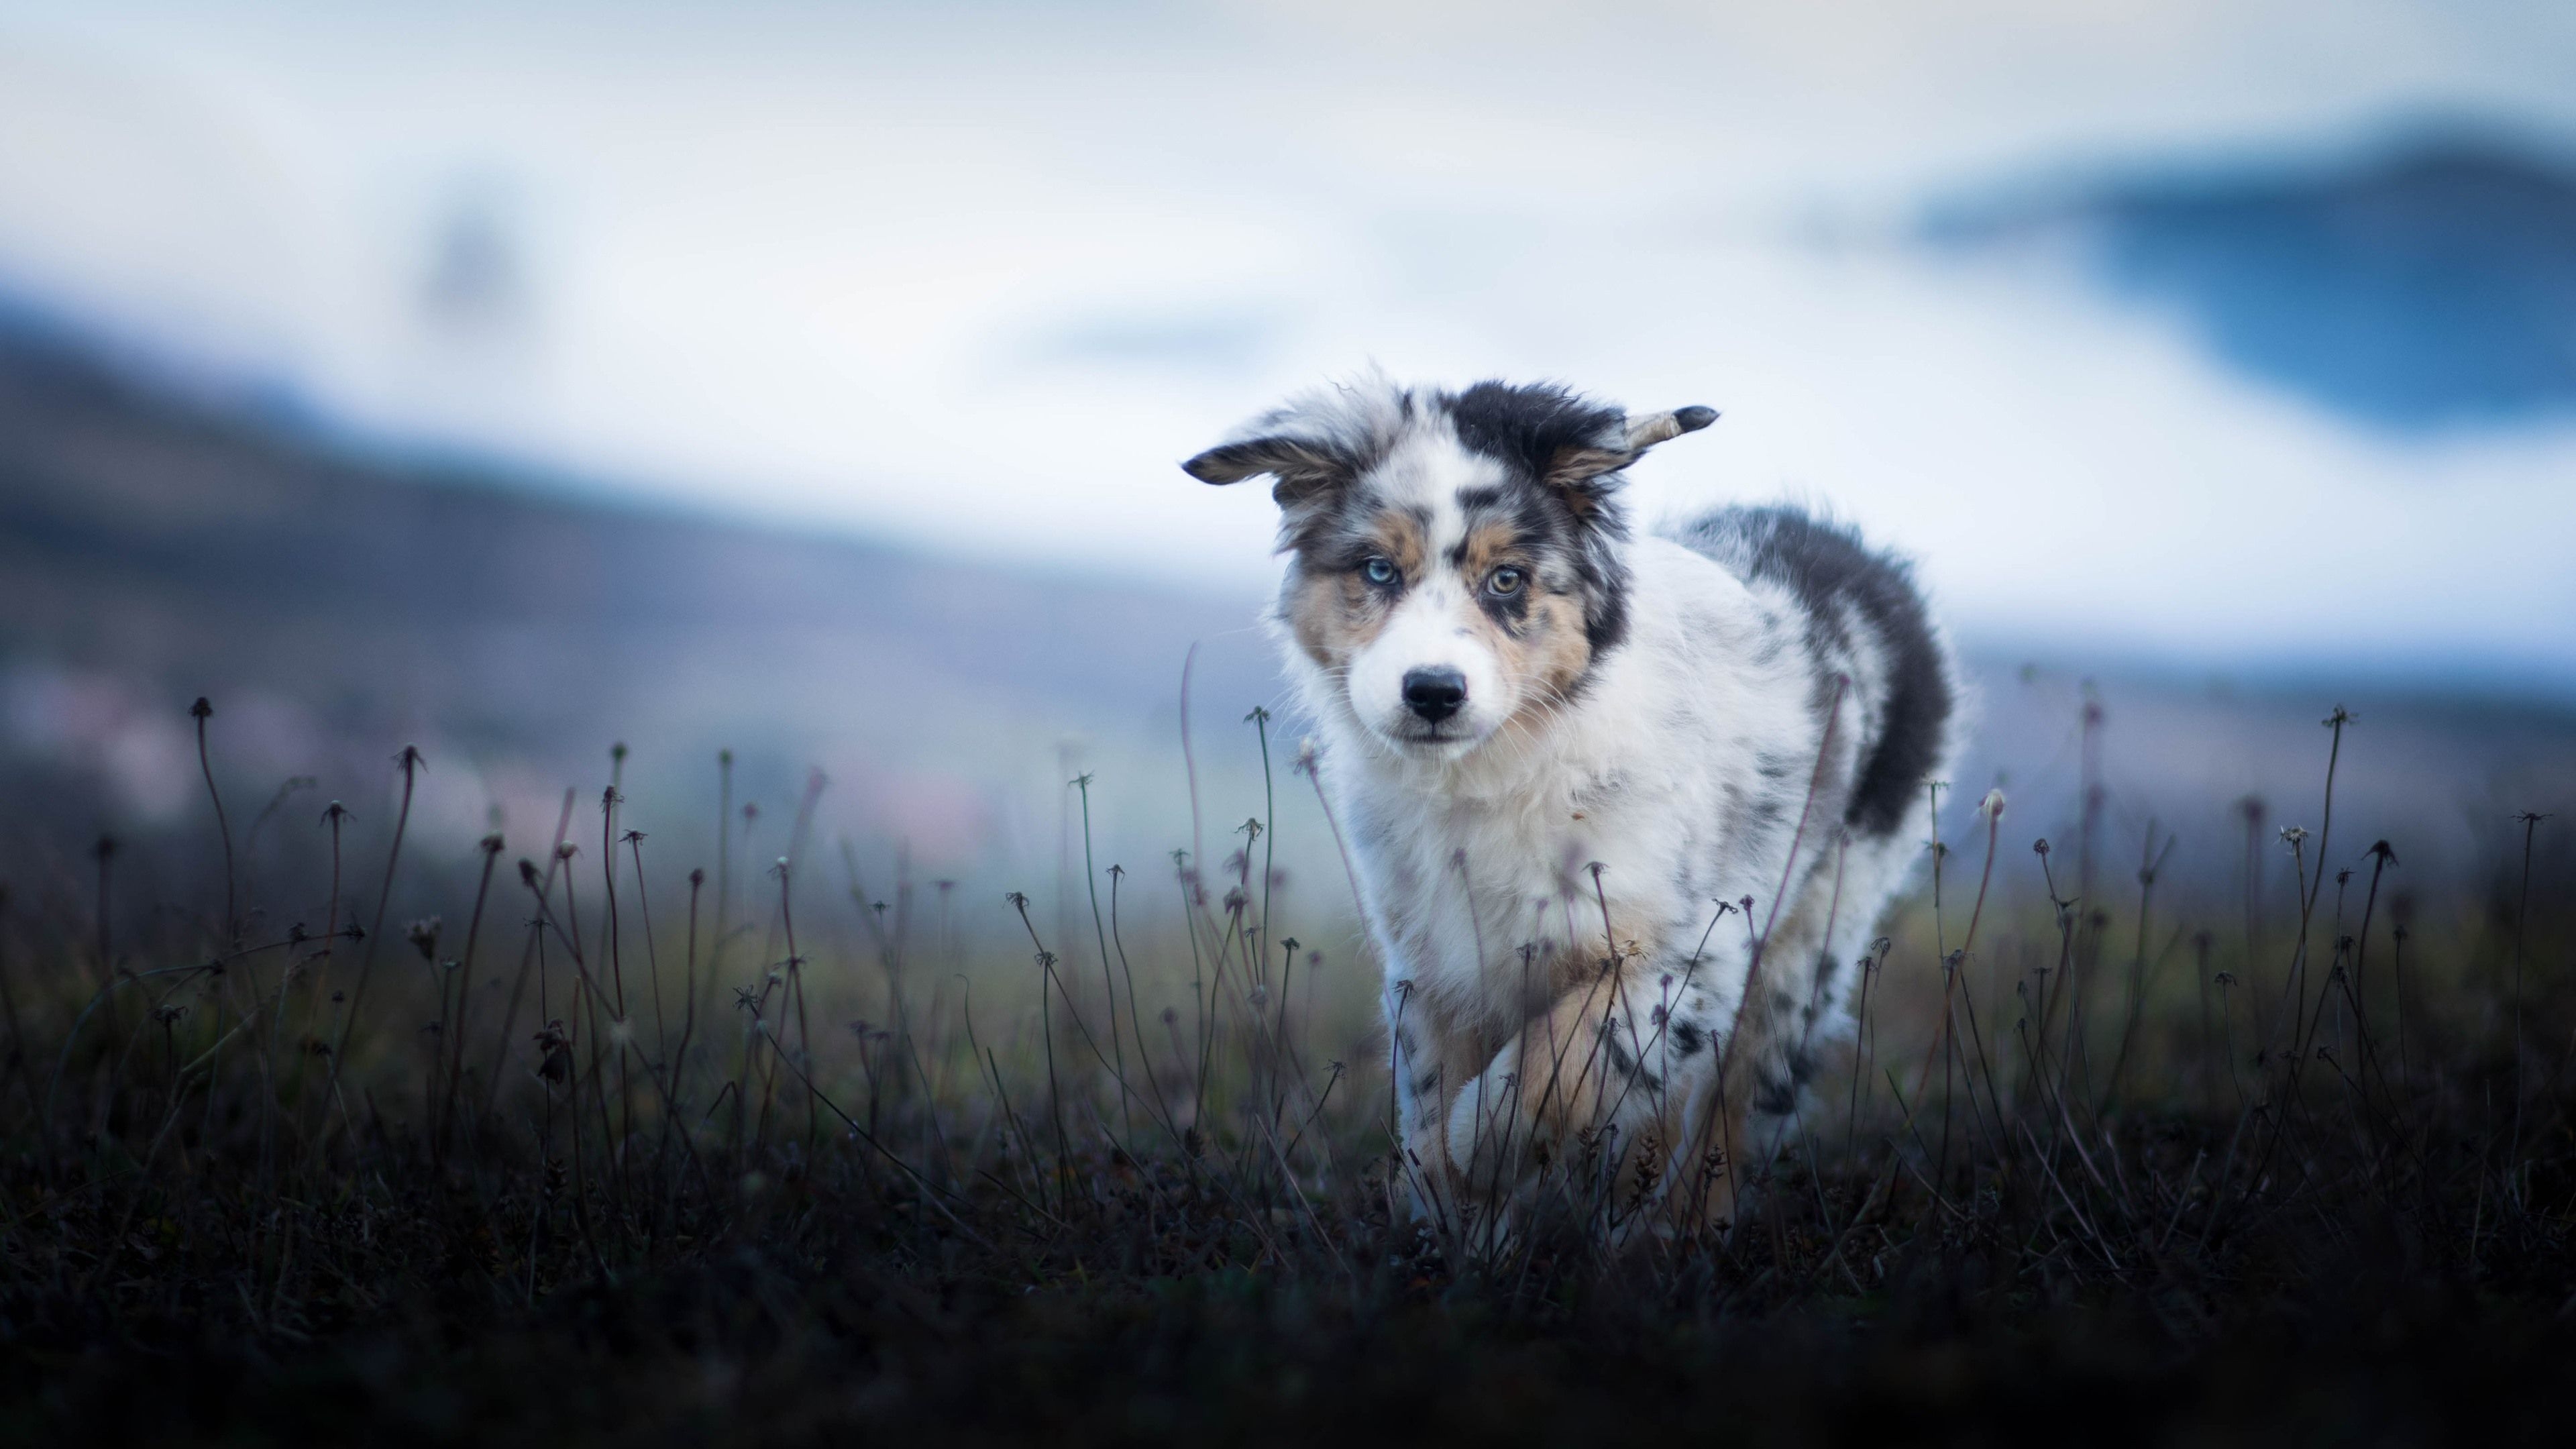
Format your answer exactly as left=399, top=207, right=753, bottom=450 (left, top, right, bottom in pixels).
left=1479, top=590, right=1593, bottom=726
left=1542, top=444, right=1635, bottom=517
left=1371, top=510, right=1428, bottom=577
left=1283, top=508, right=1427, bottom=669
left=1454, top=523, right=1519, bottom=581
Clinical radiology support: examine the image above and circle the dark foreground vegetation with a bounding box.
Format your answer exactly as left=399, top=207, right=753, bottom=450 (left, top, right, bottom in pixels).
left=1, top=700, right=2571, bottom=1446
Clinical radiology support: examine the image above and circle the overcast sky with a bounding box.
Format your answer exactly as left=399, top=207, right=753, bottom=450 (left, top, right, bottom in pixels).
left=5, top=0, right=2576, bottom=690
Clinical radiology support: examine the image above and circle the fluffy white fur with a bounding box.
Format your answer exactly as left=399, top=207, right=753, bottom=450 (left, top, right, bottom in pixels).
left=1188, top=375, right=1957, bottom=1231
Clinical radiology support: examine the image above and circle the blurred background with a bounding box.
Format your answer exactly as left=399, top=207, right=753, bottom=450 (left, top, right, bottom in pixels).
left=3, top=0, right=2572, bottom=934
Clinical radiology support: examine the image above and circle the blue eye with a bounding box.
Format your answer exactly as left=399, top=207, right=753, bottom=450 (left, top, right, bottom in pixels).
left=1362, top=556, right=1398, bottom=586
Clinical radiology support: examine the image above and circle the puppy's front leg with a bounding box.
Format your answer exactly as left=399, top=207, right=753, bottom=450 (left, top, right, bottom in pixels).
left=1445, top=949, right=1729, bottom=1228
left=1385, top=987, right=1491, bottom=1223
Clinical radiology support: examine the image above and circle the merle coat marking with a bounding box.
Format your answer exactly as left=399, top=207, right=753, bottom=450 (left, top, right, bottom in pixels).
left=1185, top=374, right=1957, bottom=1231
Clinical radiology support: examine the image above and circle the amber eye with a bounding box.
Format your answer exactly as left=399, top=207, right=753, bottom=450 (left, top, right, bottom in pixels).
left=1362, top=556, right=1399, bottom=586
left=1487, top=566, right=1525, bottom=595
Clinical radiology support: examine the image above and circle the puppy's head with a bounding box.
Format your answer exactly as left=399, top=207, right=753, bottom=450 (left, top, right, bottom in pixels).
left=1185, top=376, right=1714, bottom=759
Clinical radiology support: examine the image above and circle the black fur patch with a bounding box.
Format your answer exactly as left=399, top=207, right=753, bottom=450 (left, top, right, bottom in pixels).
left=1442, top=381, right=1635, bottom=659
left=1669, top=1019, right=1707, bottom=1059
left=1754, top=1043, right=1821, bottom=1117
left=1671, top=506, right=1951, bottom=839
left=1445, top=382, right=1627, bottom=490
left=1600, top=1022, right=1662, bottom=1089
left=1808, top=949, right=1843, bottom=1018
left=1601, top=1026, right=1633, bottom=1075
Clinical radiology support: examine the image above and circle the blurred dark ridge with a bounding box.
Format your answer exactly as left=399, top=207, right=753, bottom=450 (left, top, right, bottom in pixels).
left=0, top=315, right=1281, bottom=867
left=1924, top=130, right=2576, bottom=428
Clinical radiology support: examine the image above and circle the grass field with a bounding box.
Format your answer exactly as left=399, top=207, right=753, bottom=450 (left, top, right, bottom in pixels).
left=1, top=694, right=2571, bottom=1445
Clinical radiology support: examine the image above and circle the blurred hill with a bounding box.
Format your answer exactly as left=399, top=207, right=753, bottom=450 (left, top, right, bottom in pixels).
left=1925, top=131, right=2576, bottom=428
left=0, top=317, right=1286, bottom=885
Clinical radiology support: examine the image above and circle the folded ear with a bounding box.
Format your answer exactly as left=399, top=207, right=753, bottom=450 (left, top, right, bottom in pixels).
left=1542, top=405, right=1719, bottom=502
left=1187, top=371, right=1417, bottom=511
left=1181, top=435, right=1356, bottom=507
left=1182, top=435, right=1330, bottom=484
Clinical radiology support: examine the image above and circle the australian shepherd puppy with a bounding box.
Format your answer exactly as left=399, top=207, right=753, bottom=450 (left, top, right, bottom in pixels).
left=1185, top=375, right=1956, bottom=1232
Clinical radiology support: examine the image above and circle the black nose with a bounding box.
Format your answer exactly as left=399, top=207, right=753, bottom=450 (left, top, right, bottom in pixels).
left=1402, top=667, right=1468, bottom=723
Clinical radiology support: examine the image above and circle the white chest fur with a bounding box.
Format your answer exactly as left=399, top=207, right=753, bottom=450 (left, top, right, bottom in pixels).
left=1309, top=541, right=1801, bottom=1037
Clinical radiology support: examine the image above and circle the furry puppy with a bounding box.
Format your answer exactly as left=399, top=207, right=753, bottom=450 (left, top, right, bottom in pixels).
left=1185, top=375, right=1955, bottom=1230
